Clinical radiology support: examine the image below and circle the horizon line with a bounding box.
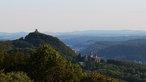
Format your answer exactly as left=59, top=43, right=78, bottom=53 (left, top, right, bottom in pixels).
left=1, top=29, right=146, bottom=33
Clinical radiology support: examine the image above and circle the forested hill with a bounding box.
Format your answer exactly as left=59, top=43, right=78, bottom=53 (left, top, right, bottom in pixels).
left=0, top=30, right=121, bottom=81
left=0, top=30, right=77, bottom=60
left=79, top=39, right=146, bottom=64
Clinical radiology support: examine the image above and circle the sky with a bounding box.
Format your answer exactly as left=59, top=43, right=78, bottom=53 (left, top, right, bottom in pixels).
left=0, top=0, right=146, bottom=32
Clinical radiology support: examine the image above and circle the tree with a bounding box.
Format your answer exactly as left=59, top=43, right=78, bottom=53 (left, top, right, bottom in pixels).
left=3, top=49, right=28, bottom=72
left=77, top=53, right=82, bottom=61
left=0, top=48, right=4, bottom=65
left=0, top=70, right=32, bottom=82
left=28, top=45, right=85, bottom=82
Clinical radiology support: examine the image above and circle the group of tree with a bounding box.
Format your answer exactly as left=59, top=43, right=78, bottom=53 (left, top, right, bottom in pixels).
left=1, top=31, right=146, bottom=82
left=77, top=53, right=146, bottom=82
left=80, top=40, right=146, bottom=64
left=0, top=44, right=121, bottom=82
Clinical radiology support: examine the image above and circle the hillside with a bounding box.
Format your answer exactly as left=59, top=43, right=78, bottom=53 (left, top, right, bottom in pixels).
left=77, top=53, right=146, bottom=82
left=85, top=59, right=146, bottom=82
left=0, top=30, right=77, bottom=61
left=100, top=60, right=146, bottom=82
left=80, top=39, right=146, bottom=64
left=80, top=41, right=122, bottom=55
left=0, top=43, right=121, bottom=82
left=98, top=44, right=146, bottom=63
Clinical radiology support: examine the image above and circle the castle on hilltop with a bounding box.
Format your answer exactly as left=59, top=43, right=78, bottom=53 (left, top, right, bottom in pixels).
left=34, top=29, right=39, bottom=33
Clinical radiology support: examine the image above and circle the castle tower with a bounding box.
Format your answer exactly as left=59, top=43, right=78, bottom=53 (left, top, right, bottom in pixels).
left=95, top=54, right=100, bottom=63
left=35, top=29, right=39, bottom=33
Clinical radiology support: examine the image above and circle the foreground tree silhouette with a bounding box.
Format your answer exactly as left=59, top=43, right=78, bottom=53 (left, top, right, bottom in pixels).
left=28, top=45, right=85, bottom=82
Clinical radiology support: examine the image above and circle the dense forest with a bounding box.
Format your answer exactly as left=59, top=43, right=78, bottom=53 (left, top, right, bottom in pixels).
left=0, top=31, right=146, bottom=82
left=79, top=40, right=146, bottom=64
left=77, top=54, right=146, bottom=82
left=0, top=44, right=121, bottom=82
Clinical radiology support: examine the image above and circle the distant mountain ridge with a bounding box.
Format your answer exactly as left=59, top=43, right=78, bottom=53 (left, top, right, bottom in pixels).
left=55, top=30, right=146, bottom=37
left=54, top=30, right=146, bottom=54
left=0, top=32, right=28, bottom=40
left=1, top=30, right=146, bottom=40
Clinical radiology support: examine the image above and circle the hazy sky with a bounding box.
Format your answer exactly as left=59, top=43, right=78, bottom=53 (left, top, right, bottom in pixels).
left=0, top=0, right=146, bottom=32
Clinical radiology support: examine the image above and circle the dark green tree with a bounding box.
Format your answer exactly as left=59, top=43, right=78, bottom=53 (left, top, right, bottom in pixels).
left=77, top=53, right=82, bottom=61
left=0, top=49, right=4, bottom=62
left=0, top=70, right=32, bottom=82
left=3, top=49, right=28, bottom=72
left=0, top=48, right=4, bottom=69
left=28, top=45, right=85, bottom=82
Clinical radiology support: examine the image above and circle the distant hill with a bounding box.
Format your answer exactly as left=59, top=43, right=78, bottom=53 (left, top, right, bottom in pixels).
left=99, top=44, right=146, bottom=61
left=0, top=30, right=77, bottom=60
left=80, top=41, right=122, bottom=55
left=56, top=30, right=146, bottom=37
left=55, top=30, right=146, bottom=52
left=80, top=39, right=146, bottom=64
left=0, top=32, right=28, bottom=40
